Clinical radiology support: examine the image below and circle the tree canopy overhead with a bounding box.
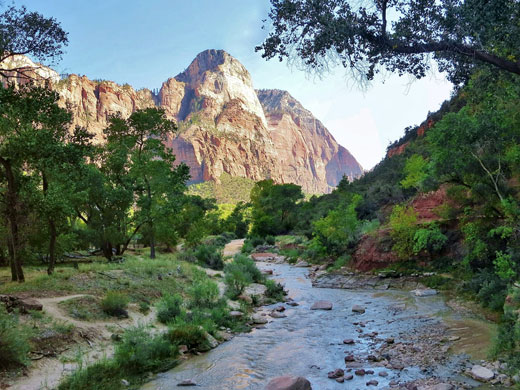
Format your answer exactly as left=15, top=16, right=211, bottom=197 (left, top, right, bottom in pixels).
left=257, top=0, right=520, bottom=84
left=0, top=5, right=68, bottom=79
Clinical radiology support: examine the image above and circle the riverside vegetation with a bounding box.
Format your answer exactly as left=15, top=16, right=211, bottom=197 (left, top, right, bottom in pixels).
left=1, top=1, right=520, bottom=389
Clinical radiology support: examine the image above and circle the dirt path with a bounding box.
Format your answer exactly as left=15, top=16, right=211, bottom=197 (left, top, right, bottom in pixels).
left=9, top=294, right=161, bottom=390
left=223, top=239, right=245, bottom=257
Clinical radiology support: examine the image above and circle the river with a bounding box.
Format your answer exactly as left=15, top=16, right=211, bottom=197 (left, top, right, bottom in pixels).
left=143, top=262, right=498, bottom=390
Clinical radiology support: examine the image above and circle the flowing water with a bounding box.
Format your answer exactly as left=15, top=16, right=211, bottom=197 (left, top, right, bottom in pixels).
left=143, top=262, right=496, bottom=390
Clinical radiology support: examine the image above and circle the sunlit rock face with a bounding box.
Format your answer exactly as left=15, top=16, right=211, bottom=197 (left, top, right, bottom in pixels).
left=1, top=50, right=363, bottom=193
left=257, top=89, right=363, bottom=193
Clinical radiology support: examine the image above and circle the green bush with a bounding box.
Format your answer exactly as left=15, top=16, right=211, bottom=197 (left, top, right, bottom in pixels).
left=100, top=291, right=129, bottom=317
left=114, top=326, right=176, bottom=374
left=264, top=279, right=286, bottom=301
left=194, top=244, right=224, bottom=270
left=265, top=235, right=276, bottom=245
left=389, top=205, right=419, bottom=259
left=241, top=241, right=254, bottom=254
left=413, top=224, right=448, bottom=255
left=156, top=294, right=183, bottom=324
left=58, top=360, right=122, bottom=390
left=167, top=321, right=209, bottom=350
left=249, top=236, right=265, bottom=247
left=0, top=307, right=31, bottom=368
left=233, top=254, right=264, bottom=283
left=329, top=255, right=350, bottom=272
left=189, top=279, right=220, bottom=308
left=224, top=265, right=251, bottom=298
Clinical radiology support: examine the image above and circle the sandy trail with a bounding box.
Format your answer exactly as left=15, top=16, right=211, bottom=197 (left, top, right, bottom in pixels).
left=9, top=294, right=160, bottom=390
left=223, top=239, right=245, bottom=257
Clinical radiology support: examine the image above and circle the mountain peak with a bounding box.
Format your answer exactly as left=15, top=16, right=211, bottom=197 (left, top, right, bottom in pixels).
left=176, top=49, right=245, bottom=83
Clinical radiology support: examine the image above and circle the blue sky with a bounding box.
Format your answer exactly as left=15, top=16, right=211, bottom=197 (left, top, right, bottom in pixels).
left=13, top=0, right=453, bottom=169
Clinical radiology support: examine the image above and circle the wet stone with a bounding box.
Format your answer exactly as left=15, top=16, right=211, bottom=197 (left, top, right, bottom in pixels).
left=355, top=369, right=366, bottom=376
left=352, top=305, right=366, bottom=313
left=177, top=379, right=197, bottom=386
left=343, top=338, right=355, bottom=344
left=367, top=379, right=379, bottom=386
left=310, top=300, right=333, bottom=310
left=328, top=368, right=344, bottom=379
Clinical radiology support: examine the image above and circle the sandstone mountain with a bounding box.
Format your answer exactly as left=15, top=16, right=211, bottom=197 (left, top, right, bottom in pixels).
left=2, top=50, right=363, bottom=193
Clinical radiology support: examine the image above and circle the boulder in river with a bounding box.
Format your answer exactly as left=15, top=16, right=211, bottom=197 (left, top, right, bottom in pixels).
left=327, top=368, right=344, bottom=379
left=177, top=379, right=197, bottom=386
left=265, top=376, right=312, bottom=390
left=310, top=300, right=333, bottom=310
left=470, top=365, right=495, bottom=382
left=352, top=305, right=366, bottom=313
left=252, top=314, right=269, bottom=324
left=413, top=288, right=438, bottom=297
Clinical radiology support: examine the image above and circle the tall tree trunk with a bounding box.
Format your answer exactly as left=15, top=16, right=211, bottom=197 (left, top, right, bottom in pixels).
left=0, top=157, right=24, bottom=282
left=149, top=223, right=156, bottom=259
left=102, top=241, right=113, bottom=261
left=42, top=171, right=57, bottom=275
left=47, top=219, right=57, bottom=275
left=6, top=235, right=16, bottom=282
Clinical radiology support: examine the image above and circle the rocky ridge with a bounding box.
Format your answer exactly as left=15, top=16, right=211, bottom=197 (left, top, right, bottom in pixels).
left=1, top=50, right=363, bottom=193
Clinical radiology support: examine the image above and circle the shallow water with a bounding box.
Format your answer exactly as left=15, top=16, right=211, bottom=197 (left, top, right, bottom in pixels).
left=143, top=263, right=495, bottom=390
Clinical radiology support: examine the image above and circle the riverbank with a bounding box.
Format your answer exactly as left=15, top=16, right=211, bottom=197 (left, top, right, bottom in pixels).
left=142, top=254, right=517, bottom=390
left=0, top=239, right=277, bottom=390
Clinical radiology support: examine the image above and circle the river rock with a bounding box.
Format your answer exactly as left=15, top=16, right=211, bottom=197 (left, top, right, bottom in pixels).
left=355, top=369, right=366, bottom=376
left=413, top=288, right=438, bottom=297
left=310, top=300, right=333, bottom=310
left=352, top=305, right=365, bottom=313
left=230, top=310, right=243, bottom=318
left=295, top=260, right=310, bottom=267
left=270, top=311, right=287, bottom=318
left=366, top=379, right=379, bottom=386
left=470, top=365, right=495, bottom=381
left=177, top=379, right=197, bottom=386
left=345, top=374, right=354, bottom=380
left=252, top=314, right=269, bottom=324
left=343, top=338, right=355, bottom=344
left=327, top=368, right=344, bottom=379
left=265, top=376, right=312, bottom=390
left=287, top=301, right=299, bottom=307
left=197, top=331, right=219, bottom=352
left=344, top=355, right=355, bottom=362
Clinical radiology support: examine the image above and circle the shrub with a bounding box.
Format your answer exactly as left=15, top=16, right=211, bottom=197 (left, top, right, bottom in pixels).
left=233, top=254, right=264, bottom=283
left=249, top=236, right=265, bottom=247
left=156, top=294, right=183, bottom=324
left=241, top=241, right=254, bottom=254
left=389, top=205, right=418, bottom=259
left=114, top=326, right=176, bottom=374
left=264, top=279, right=286, bottom=301
left=224, top=265, right=251, bottom=298
left=329, top=255, right=350, bottom=272
left=413, top=224, right=448, bottom=255
left=194, top=244, right=224, bottom=270
left=58, top=360, right=122, bottom=390
left=0, top=307, right=31, bottom=368
left=265, top=235, right=276, bottom=245
left=100, top=291, right=129, bottom=317
left=167, top=321, right=209, bottom=350
left=189, top=279, right=220, bottom=308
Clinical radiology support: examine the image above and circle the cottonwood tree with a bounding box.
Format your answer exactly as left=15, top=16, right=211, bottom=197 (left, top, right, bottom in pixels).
left=257, top=0, right=520, bottom=84
left=0, top=86, right=89, bottom=280
left=104, top=108, right=190, bottom=259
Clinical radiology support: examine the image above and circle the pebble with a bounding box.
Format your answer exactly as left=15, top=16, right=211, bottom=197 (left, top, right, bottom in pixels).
left=345, top=355, right=355, bottom=362
left=345, top=374, right=354, bottom=380
left=343, top=338, right=355, bottom=344
left=327, top=368, right=344, bottom=379
left=355, top=369, right=366, bottom=376
left=366, top=379, right=379, bottom=386
left=378, top=372, right=388, bottom=377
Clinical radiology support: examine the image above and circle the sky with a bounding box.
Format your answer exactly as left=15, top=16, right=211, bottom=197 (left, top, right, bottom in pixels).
left=11, top=0, right=454, bottom=169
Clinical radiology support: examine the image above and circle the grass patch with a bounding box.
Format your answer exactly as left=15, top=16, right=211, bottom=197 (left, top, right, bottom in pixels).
left=59, top=296, right=108, bottom=321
